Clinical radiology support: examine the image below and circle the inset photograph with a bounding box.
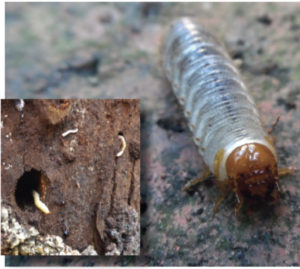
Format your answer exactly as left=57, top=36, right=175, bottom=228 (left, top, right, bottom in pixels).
left=1, top=99, right=140, bottom=256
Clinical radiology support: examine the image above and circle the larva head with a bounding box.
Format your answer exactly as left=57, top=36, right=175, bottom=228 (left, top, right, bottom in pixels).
left=226, top=143, right=279, bottom=201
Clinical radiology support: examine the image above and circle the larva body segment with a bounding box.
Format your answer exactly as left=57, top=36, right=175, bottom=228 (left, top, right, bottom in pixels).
left=32, top=190, right=50, bottom=215
left=162, top=18, right=279, bottom=207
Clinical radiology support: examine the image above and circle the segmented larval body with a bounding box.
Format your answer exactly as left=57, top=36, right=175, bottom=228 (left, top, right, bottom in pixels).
left=161, top=18, right=277, bottom=182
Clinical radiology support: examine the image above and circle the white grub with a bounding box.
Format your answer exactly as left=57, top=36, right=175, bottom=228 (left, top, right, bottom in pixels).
left=162, top=18, right=275, bottom=179
left=62, top=128, right=78, bottom=137
left=32, top=190, right=50, bottom=215
left=116, top=134, right=126, bottom=157
left=16, top=99, right=25, bottom=112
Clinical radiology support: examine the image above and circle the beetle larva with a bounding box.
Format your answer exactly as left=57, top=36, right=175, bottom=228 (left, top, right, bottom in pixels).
left=161, top=18, right=280, bottom=212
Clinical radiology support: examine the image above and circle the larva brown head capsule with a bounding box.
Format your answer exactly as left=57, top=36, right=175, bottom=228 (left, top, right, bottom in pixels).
left=226, top=143, right=279, bottom=203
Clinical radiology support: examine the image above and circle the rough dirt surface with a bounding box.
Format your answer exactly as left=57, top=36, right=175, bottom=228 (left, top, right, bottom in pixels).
left=5, top=2, right=300, bottom=266
left=1, top=99, right=140, bottom=256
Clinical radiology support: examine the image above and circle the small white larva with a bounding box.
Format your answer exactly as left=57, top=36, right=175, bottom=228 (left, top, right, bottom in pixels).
left=116, top=135, right=126, bottom=157
left=32, top=190, right=50, bottom=214
left=62, top=128, right=78, bottom=137
left=161, top=18, right=280, bottom=212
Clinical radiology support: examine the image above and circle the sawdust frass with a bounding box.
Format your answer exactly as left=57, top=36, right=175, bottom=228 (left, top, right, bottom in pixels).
left=1, top=99, right=140, bottom=255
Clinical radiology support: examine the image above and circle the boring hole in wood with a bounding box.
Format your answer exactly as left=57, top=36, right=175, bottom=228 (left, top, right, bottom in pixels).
left=15, top=169, right=42, bottom=210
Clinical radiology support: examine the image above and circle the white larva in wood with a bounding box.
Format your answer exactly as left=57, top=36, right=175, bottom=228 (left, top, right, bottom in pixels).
left=62, top=128, right=78, bottom=137
left=32, top=190, right=50, bottom=214
left=116, top=135, right=126, bottom=157
left=161, top=18, right=280, bottom=209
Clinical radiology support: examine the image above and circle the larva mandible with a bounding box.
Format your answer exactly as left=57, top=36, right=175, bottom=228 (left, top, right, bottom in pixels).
left=161, top=18, right=281, bottom=212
